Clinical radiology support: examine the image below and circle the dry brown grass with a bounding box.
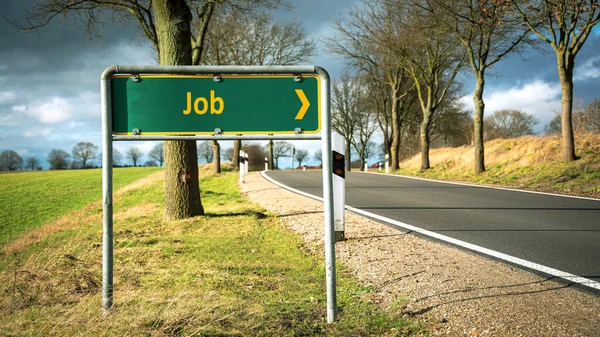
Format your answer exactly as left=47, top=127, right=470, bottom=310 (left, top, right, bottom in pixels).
left=398, top=133, right=600, bottom=198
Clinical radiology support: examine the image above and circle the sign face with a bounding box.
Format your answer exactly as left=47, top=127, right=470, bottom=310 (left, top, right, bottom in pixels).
left=111, top=74, right=320, bottom=135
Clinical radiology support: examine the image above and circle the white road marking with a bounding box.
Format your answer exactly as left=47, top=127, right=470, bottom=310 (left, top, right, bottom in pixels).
left=261, top=171, right=600, bottom=292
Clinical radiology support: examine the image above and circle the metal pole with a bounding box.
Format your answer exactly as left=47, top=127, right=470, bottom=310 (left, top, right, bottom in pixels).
left=100, top=65, right=337, bottom=321
left=101, top=68, right=114, bottom=312
left=317, top=67, right=336, bottom=323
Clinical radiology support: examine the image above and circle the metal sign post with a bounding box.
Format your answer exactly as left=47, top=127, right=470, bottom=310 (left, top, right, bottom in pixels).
left=101, top=65, right=336, bottom=323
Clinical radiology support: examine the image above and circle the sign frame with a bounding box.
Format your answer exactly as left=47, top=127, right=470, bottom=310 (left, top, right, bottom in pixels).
left=101, top=65, right=337, bottom=323
left=110, top=73, right=322, bottom=135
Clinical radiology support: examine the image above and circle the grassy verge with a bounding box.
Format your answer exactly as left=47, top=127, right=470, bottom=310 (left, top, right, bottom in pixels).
left=0, top=167, right=163, bottom=245
left=0, top=171, right=425, bottom=336
left=395, top=134, right=600, bottom=198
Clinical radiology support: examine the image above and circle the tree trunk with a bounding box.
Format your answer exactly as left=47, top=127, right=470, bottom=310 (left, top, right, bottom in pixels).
left=390, top=88, right=401, bottom=171
left=268, top=140, right=274, bottom=170
left=232, top=139, right=241, bottom=171
left=557, top=53, right=577, bottom=161
left=420, top=113, right=431, bottom=171
left=154, top=0, right=204, bottom=220
left=360, top=150, right=366, bottom=171
left=164, top=140, right=203, bottom=220
left=473, top=74, right=486, bottom=174
left=212, top=140, right=221, bottom=174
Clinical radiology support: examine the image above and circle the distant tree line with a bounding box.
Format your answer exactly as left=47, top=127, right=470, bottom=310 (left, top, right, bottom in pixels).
left=197, top=140, right=320, bottom=171
left=0, top=142, right=168, bottom=172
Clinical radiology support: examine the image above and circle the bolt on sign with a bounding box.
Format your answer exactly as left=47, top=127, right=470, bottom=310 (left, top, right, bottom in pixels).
left=111, top=74, right=320, bottom=135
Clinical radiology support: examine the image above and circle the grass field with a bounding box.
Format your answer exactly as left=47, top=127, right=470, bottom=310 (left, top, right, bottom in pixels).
left=0, top=167, right=163, bottom=246
left=0, top=169, right=424, bottom=336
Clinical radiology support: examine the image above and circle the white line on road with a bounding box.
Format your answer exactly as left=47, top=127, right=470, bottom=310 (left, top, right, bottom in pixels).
left=261, top=171, right=600, bottom=292
left=360, top=171, right=600, bottom=202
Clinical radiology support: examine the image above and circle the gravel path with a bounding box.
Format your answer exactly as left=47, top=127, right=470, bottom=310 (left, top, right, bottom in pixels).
left=240, top=172, right=600, bottom=336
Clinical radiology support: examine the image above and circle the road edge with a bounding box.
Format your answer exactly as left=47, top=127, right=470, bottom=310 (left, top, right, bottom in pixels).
left=261, top=170, right=600, bottom=293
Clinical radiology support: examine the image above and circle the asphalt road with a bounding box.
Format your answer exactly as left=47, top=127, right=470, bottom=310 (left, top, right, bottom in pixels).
left=265, top=170, right=600, bottom=285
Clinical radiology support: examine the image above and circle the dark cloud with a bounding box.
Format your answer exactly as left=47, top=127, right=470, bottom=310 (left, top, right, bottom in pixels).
left=0, top=0, right=598, bottom=168
left=0, top=0, right=156, bottom=168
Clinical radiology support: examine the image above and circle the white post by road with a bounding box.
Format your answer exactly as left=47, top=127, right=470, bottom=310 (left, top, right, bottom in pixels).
left=364, top=162, right=368, bottom=172
left=265, top=157, right=268, bottom=171
left=245, top=153, right=249, bottom=174
left=239, top=150, right=245, bottom=183
left=332, top=132, right=345, bottom=242
left=385, top=154, right=389, bottom=174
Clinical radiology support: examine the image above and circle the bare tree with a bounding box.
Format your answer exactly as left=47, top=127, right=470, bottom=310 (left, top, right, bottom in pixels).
left=212, top=140, right=221, bottom=174
left=331, top=73, right=364, bottom=171
left=203, top=10, right=315, bottom=66
left=272, top=141, right=291, bottom=169
left=242, top=143, right=268, bottom=171
left=47, top=149, right=70, bottom=170
left=484, top=109, right=539, bottom=140
left=25, top=156, right=41, bottom=171
left=326, top=0, right=415, bottom=170
left=0, top=150, right=23, bottom=171
left=201, top=7, right=314, bottom=172
left=352, top=109, right=378, bottom=170
left=197, top=141, right=213, bottom=163
left=15, top=0, right=288, bottom=220
left=126, top=147, right=142, bottom=167
left=313, top=149, right=323, bottom=167
left=267, top=140, right=274, bottom=170
left=402, top=3, right=465, bottom=170
left=573, top=98, right=600, bottom=134
left=112, top=148, right=123, bottom=166
left=430, top=99, right=472, bottom=147
left=148, top=143, right=165, bottom=166
left=72, top=141, right=99, bottom=168
left=223, top=147, right=234, bottom=162
left=545, top=97, right=600, bottom=135
left=426, top=0, right=532, bottom=173
left=512, top=0, right=600, bottom=161
left=295, top=149, right=309, bottom=167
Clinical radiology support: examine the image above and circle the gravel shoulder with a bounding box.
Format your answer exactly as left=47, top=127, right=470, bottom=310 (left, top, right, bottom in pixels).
left=240, top=172, right=600, bottom=337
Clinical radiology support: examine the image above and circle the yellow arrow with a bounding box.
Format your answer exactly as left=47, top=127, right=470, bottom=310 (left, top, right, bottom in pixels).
left=295, top=89, right=310, bottom=120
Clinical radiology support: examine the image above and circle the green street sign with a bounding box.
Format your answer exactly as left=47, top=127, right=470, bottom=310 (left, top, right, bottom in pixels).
left=111, top=74, right=321, bottom=135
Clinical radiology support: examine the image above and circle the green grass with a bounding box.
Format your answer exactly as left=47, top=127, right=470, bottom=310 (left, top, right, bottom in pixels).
left=0, top=167, right=162, bottom=245
left=0, top=171, right=425, bottom=336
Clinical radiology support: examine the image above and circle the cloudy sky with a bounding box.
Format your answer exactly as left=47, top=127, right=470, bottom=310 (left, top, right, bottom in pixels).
left=1, top=1, right=599, bottom=169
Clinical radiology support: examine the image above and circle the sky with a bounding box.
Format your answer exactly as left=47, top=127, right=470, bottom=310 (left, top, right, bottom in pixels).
left=1, top=0, right=599, bottom=169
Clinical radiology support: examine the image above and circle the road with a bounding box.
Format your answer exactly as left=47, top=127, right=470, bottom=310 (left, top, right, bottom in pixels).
left=264, top=170, right=600, bottom=287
